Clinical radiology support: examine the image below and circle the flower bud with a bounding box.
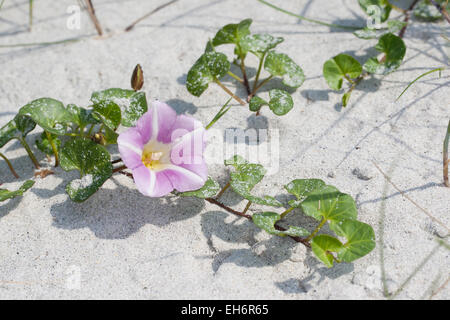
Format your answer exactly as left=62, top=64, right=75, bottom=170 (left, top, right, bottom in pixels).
left=131, top=64, right=144, bottom=91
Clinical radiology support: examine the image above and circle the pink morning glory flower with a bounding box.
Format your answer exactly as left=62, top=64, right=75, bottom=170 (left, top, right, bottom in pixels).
left=117, top=101, right=207, bottom=197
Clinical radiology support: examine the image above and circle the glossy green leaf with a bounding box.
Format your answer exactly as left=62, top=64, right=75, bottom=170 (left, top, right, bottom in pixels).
left=284, top=179, right=326, bottom=208
left=268, top=89, right=293, bottom=116
left=186, top=51, right=231, bottom=96
left=60, top=138, right=112, bottom=202
left=252, top=212, right=310, bottom=237
left=91, top=89, right=148, bottom=127
left=414, top=0, right=449, bottom=21
left=35, top=132, right=60, bottom=155
left=264, top=51, right=305, bottom=88
left=225, top=155, right=282, bottom=207
left=0, top=115, right=36, bottom=148
left=358, top=0, right=392, bottom=23
left=19, top=98, right=72, bottom=135
left=330, top=219, right=376, bottom=262
left=212, top=18, right=252, bottom=53
left=92, top=101, right=122, bottom=131
left=66, top=104, right=99, bottom=129
left=353, top=21, right=406, bottom=40
left=249, top=96, right=267, bottom=112
left=300, top=185, right=357, bottom=222
left=0, top=180, right=35, bottom=202
left=311, top=234, right=344, bottom=268
left=323, top=54, right=362, bottom=90
left=363, top=33, right=406, bottom=75
left=179, top=177, right=220, bottom=199
left=241, top=33, right=284, bottom=58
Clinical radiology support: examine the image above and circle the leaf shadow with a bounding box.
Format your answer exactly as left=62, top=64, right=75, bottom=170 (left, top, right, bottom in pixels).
left=46, top=177, right=204, bottom=239
left=166, top=98, right=198, bottom=115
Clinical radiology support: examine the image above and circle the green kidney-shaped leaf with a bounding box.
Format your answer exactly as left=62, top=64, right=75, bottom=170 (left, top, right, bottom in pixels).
left=0, top=115, right=36, bottom=148
left=249, top=96, right=268, bottom=112
left=212, top=18, right=252, bottom=48
left=66, top=104, right=99, bottom=130
left=323, top=54, right=362, bottom=90
left=284, top=179, right=326, bottom=208
left=264, top=51, right=305, bottom=88
left=92, top=101, right=122, bottom=131
left=253, top=211, right=310, bottom=237
left=0, top=180, right=35, bottom=202
left=225, top=155, right=282, bottom=207
left=240, top=34, right=284, bottom=59
left=35, top=132, right=61, bottom=156
left=19, top=98, right=73, bottom=135
left=186, top=51, right=231, bottom=97
left=414, top=0, right=449, bottom=21
left=91, top=89, right=148, bottom=127
left=60, top=138, right=112, bottom=202
left=358, top=0, right=392, bottom=22
left=330, top=219, right=376, bottom=262
left=268, top=89, right=293, bottom=116
left=311, top=234, right=344, bottom=268
left=179, top=177, right=220, bottom=199
left=363, top=33, right=406, bottom=75
left=353, top=20, right=407, bottom=40
left=300, top=185, right=357, bottom=222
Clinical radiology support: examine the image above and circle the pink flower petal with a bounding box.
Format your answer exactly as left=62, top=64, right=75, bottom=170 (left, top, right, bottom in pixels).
left=132, top=165, right=173, bottom=197
left=153, top=101, right=177, bottom=144
left=163, top=164, right=206, bottom=192
left=136, top=111, right=153, bottom=144
left=170, top=114, right=203, bottom=142
left=117, top=127, right=144, bottom=170
left=170, top=127, right=206, bottom=166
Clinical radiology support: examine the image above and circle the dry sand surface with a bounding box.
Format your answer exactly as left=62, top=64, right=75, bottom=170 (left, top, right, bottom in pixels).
left=0, top=0, right=449, bottom=299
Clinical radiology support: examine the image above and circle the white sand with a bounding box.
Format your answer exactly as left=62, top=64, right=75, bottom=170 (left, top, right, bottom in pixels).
left=0, top=0, right=449, bottom=299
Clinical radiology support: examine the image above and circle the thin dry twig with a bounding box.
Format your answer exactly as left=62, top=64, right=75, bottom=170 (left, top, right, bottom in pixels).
left=372, top=161, right=450, bottom=234
left=125, top=0, right=179, bottom=32
left=85, top=0, right=103, bottom=36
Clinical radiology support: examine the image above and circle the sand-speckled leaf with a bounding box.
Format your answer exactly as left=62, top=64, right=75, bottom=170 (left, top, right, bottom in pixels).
left=264, top=51, right=305, bottom=88
left=241, top=34, right=284, bottom=58
left=311, top=234, right=344, bottom=268
left=353, top=21, right=406, bottom=40
left=225, top=155, right=282, bottom=207
left=35, top=132, right=60, bottom=155
left=0, top=180, right=35, bottom=202
left=60, top=138, right=112, bottom=202
left=212, top=18, right=252, bottom=48
left=186, top=51, right=231, bottom=97
left=358, top=0, right=392, bottom=22
left=268, top=89, right=293, bottom=116
left=323, top=54, right=362, bottom=90
left=249, top=96, right=267, bottom=112
left=92, top=101, right=122, bottom=131
left=363, top=33, right=406, bottom=75
left=414, top=0, right=449, bottom=21
left=253, top=212, right=310, bottom=237
left=91, top=89, right=148, bottom=127
left=179, top=177, right=220, bottom=199
left=300, top=185, right=358, bottom=222
left=0, top=115, right=36, bottom=148
left=330, top=219, right=376, bottom=262
left=284, top=179, right=326, bottom=208
left=66, top=104, right=99, bottom=129
left=19, top=98, right=73, bottom=135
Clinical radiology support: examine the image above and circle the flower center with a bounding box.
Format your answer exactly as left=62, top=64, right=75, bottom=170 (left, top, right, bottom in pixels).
left=141, top=140, right=171, bottom=170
